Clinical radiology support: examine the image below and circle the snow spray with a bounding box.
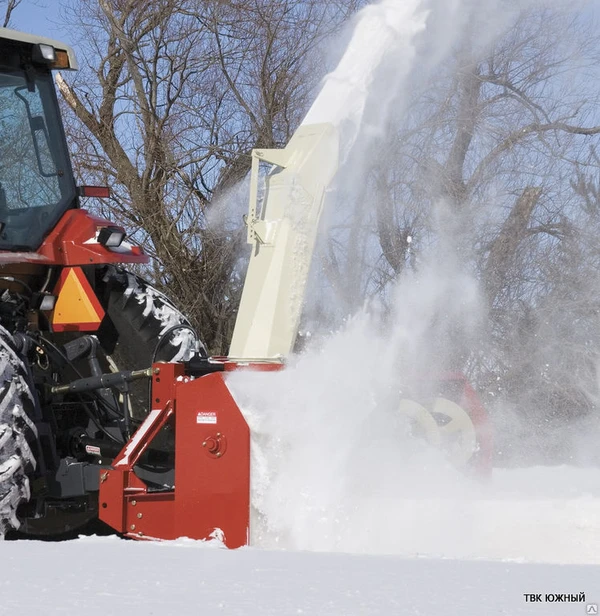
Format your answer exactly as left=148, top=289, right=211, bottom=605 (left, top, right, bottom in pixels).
left=225, top=0, right=600, bottom=562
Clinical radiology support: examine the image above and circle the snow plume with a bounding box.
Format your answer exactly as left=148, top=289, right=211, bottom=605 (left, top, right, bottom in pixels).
left=301, top=0, right=524, bottom=158
left=227, top=210, right=486, bottom=556
left=226, top=0, right=600, bottom=559
left=227, top=329, right=600, bottom=561
left=228, top=302, right=479, bottom=555
left=300, top=0, right=427, bottom=158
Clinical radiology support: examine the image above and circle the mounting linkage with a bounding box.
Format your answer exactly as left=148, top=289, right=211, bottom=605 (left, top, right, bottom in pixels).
left=51, top=367, right=155, bottom=395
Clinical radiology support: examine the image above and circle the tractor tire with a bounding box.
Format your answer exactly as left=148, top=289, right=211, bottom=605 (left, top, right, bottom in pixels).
left=0, top=327, right=37, bottom=537
left=96, top=266, right=205, bottom=418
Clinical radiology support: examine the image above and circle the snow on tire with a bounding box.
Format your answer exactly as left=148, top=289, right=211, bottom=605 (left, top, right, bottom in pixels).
left=99, top=266, right=205, bottom=365
left=0, top=327, right=37, bottom=537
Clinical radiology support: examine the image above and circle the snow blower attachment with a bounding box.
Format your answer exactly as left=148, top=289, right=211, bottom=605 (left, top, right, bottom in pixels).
left=97, top=366, right=490, bottom=546
left=98, top=363, right=251, bottom=546
left=0, top=26, right=491, bottom=544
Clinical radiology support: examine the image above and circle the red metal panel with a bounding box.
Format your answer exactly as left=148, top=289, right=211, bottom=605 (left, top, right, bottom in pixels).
left=173, top=373, right=250, bottom=548
left=99, top=364, right=181, bottom=538
left=122, top=493, right=175, bottom=540
left=99, top=363, right=251, bottom=547
left=0, top=210, right=149, bottom=265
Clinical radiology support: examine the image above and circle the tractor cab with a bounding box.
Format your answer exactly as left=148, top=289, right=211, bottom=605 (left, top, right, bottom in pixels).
left=0, top=29, right=78, bottom=251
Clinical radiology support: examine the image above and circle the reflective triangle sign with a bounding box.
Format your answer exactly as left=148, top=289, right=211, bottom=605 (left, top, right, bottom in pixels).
left=51, top=267, right=105, bottom=332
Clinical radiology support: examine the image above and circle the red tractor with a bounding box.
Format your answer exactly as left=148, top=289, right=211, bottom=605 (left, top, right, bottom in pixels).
left=0, top=27, right=491, bottom=546
left=0, top=27, right=212, bottom=538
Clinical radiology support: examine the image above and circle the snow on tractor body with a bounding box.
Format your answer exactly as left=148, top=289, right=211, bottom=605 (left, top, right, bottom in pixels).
left=0, top=28, right=491, bottom=546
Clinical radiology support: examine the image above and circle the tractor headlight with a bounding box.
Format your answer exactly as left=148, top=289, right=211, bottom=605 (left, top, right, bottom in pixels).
left=98, top=226, right=126, bottom=248
left=31, top=43, right=72, bottom=69
left=33, top=43, right=56, bottom=64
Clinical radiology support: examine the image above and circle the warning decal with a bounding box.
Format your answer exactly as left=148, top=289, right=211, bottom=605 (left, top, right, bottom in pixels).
left=196, top=411, right=217, bottom=425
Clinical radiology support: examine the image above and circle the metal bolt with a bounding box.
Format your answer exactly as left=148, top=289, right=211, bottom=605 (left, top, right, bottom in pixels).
left=137, top=512, right=143, bottom=519
left=153, top=367, right=161, bottom=375
left=202, top=441, right=207, bottom=447
left=130, top=524, right=136, bottom=531
left=216, top=432, right=221, bottom=437
left=138, top=532, right=143, bottom=537
left=131, top=500, right=137, bottom=506
left=216, top=452, right=222, bottom=458
left=100, top=471, right=109, bottom=483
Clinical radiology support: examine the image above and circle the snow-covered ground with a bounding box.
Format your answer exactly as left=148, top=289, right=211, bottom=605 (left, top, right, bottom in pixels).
left=2, top=524, right=599, bottom=616
left=3, top=465, right=599, bottom=616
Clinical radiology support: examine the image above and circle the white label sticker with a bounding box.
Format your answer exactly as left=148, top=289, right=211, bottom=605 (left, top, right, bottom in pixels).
left=85, top=445, right=101, bottom=456
left=196, top=411, right=217, bottom=425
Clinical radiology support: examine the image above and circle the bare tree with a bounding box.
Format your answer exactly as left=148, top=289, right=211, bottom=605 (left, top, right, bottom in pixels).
left=58, top=0, right=359, bottom=353
left=315, top=6, right=600, bottom=455
left=2, top=0, right=21, bottom=27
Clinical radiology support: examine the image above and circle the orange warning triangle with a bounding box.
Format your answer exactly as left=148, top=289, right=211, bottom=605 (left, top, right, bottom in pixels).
left=51, top=267, right=105, bottom=332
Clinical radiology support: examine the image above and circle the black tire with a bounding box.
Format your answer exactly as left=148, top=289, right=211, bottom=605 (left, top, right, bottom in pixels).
left=96, top=266, right=206, bottom=418
left=0, top=327, right=37, bottom=537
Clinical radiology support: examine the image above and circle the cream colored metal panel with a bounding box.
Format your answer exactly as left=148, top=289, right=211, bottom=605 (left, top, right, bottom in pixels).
left=0, top=27, right=78, bottom=69
left=229, top=123, right=338, bottom=360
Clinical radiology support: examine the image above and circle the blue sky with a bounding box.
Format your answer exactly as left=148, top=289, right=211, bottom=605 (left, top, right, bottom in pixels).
left=10, top=0, right=71, bottom=43
left=11, top=0, right=600, bottom=47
